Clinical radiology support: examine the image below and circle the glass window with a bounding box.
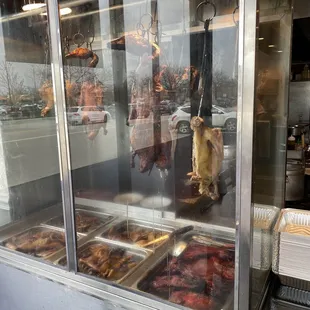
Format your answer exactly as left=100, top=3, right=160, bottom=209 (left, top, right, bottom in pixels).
left=181, top=107, right=191, bottom=114
left=251, top=1, right=292, bottom=309
left=69, top=107, right=79, bottom=112
left=60, top=0, right=239, bottom=308
left=0, top=2, right=67, bottom=266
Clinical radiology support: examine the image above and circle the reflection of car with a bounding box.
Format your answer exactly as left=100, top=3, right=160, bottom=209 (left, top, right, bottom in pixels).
left=67, top=106, right=108, bottom=125
left=20, top=104, right=41, bottom=118
left=96, top=106, right=112, bottom=120
left=168, top=105, right=237, bottom=134
left=0, top=107, right=7, bottom=116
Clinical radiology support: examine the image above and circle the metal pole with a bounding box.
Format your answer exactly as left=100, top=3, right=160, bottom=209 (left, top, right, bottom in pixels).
left=234, top=0, right=257, bottom=308
left=46, top=0, right=77, bottom=272
left=109, top=1, right=132, bottom=194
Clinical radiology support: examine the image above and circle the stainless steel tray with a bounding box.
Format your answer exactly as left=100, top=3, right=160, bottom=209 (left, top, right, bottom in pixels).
left=273, top=209, right=310, bottom=279
left=100, top=219, right=175, bottom=250
left=252, top=204, right=279, bottom=271
left=278, top=275, right=310, bottom=292
left=133, top=231, right=235, bottom=309
left=2, top=226, right=66, bottom=260
left=42, top=209, right=115, bottom=235
left=55, top=238, right=150, bottom=284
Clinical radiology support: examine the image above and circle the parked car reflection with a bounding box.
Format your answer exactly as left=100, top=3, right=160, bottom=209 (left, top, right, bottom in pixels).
left=168, top=105, right=237, bottom=134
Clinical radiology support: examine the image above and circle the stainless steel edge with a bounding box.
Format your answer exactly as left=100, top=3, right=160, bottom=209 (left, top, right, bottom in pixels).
left=235, top=0, right=258, bottom=308
left=0, top=249, right=181, bottom=310
left=283, top=0, right=295, bottom=201
left=46, top=0, right=77, bottom=272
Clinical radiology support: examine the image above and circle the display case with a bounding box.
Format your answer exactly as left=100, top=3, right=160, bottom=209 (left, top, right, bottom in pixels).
left=0, top=0, right=293, bottom=309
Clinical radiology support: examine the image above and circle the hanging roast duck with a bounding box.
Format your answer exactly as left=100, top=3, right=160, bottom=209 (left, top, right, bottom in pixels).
left=65, top=47, right=99, bottom=68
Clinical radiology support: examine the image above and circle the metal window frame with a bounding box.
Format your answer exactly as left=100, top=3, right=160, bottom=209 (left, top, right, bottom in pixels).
left=46, top=0, right=78, bottom=272
left=235, top=0, right=258, bottom=308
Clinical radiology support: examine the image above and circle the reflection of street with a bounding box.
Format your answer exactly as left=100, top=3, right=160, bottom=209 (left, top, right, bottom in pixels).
left=0, top=116, right=236, bottom=188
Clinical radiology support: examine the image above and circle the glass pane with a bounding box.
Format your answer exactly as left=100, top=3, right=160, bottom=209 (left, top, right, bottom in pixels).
left=251, top=1, right=293, bottom=308
left=0, top=2, right=67, bottom=265
left=61, top=0, right=239, bottom=309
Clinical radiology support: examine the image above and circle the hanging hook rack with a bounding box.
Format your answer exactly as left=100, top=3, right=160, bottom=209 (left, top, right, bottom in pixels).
left=196, top=1, right=216, bottom=25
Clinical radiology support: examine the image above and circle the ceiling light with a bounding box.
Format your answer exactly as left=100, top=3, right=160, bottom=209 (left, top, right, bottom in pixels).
left=22, top=1, right=46, bottom=11
left=41, top=7, right=72, bottom=16
left=258, top=37, right=264, bottom=41
left=277, top=50, right=283, bottom=53
left=268, top=44, right=275, bottom=48
left=59, top=7, right=72, bottom=16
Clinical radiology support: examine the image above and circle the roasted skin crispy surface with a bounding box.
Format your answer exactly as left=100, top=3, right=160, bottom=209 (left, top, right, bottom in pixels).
left=60, top=243, right=138, bottom=281
left=5, top=230, right=65, bottom=258
left=108, top=34, right=160, bottom=59
left=107, top=224, right=169, bottom=248
left=140, top=241, right=235, bottom=310
left=188, top=116, right=224, bottom=200
left=65, top=47, right=99, bottom=68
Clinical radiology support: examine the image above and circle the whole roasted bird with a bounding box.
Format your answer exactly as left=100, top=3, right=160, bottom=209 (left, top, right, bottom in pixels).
left=188, top=116, right=224, bottom=200
left=65, top=47, right=99, bottom=68
left=108, top=34, right=160, bottom=59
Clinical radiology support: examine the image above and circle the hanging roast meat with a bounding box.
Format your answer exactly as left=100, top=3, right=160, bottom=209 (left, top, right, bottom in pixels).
left=108, top=34, right=160, bottom=59
left=39, top=80, right=79, bottom=117
left=187, top=117, right=224, bottom=200
left=65, top=47, right=99, bottom=68
left=78, top=80, right=107, bottom=140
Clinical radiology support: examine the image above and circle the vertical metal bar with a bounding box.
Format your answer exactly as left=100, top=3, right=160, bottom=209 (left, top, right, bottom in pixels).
left=109, top=1, right=132, bottom=194
left=234, top=0, right=257, bottom=308
left=46, top=0, right=77, bottom=272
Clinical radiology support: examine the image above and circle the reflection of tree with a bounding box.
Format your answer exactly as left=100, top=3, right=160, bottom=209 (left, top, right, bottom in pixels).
left=27, top=64, right=47, bottom=101
left=0, top=62, right=26, bottom=104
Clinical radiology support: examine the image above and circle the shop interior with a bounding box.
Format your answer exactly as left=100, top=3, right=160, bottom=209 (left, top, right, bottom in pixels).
left=0, top=0, right=310, bottom=309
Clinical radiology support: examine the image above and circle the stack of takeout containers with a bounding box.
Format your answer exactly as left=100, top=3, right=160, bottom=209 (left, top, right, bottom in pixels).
left=252, top=204, right=279, bottom=270
left=273, top=208, right=310, bottom=290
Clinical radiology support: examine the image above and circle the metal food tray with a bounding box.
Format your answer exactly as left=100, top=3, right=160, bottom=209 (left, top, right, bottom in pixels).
left=133, top=231, right=235, bottom=309
left=55, top=238, right=150, bottom=284
left=278, top=275, right=310, bottom=292
left=275, top=285, right=310, bottom=307
left=2, top=226, right=66, bottom=260
left=252, top=204, right=279, bottom=271
left=100, top=219, right=175, bottom=250
left=42, top=209, right=115, bottom=235
left=273, top=209, right=310, bottom=280
left=270, top=298, right=310, bottom=310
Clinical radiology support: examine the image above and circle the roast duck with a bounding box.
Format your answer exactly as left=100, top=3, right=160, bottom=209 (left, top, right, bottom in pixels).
left=108, top=34, right=199, bottom=174
left=60, top=242, right=138, bottom=281
left=78, top=80, right=107, bottom=140
left=40, top=47, right=100, bottom=123
left=141, top=241, right=235, bottom=310
left=4, top=229, right=65, bottom=258
left=65, top=47, right=99, bottom=68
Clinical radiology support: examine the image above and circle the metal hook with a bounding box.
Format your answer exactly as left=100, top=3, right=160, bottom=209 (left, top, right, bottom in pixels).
left=196, top=1, right=216, bottom=23
left=136, top=21, right=148, bottom=38
left=73, top=32, right=85, bottom=47
left=233, top=6, right=239, bottom=26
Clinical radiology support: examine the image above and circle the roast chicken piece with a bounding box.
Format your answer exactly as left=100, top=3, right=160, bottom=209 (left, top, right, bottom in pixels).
left=108, top=34, right=160, bottom=59
left=188, top=116, right=224, bottom=200
left=65, top=47, right=99, bottom=68
left=76, top=243, right=137, bottom=280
